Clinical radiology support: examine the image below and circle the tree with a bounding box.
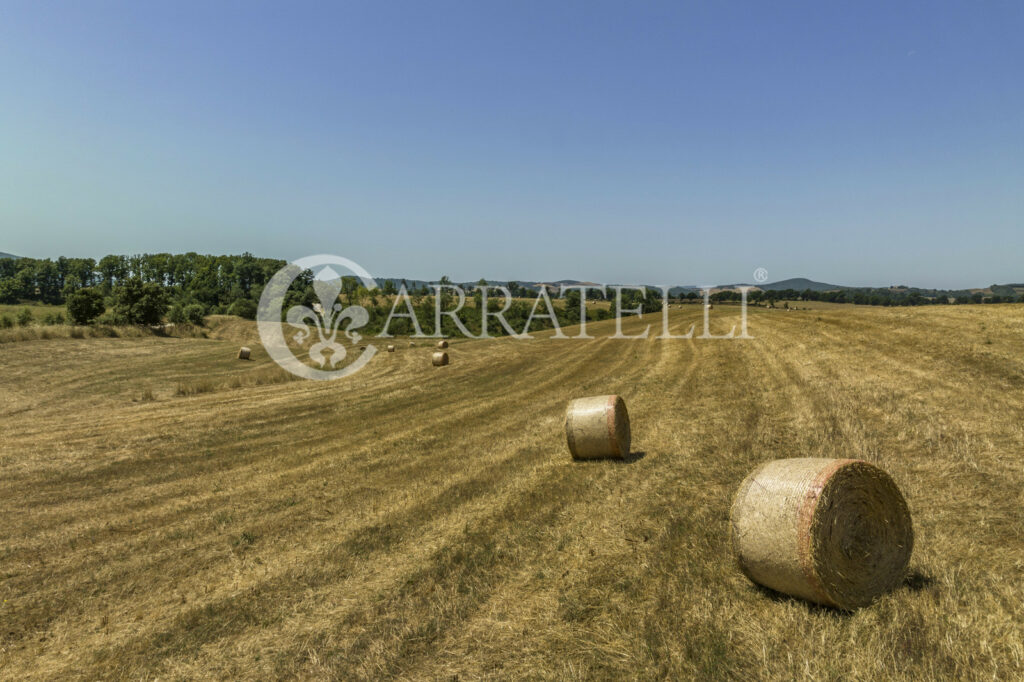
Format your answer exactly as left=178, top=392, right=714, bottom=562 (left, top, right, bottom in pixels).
left=0, top=278, right=17, bottom=304
left=113, top=278, right=168, bottom=325
left=66, top=288, right=106, bottom=325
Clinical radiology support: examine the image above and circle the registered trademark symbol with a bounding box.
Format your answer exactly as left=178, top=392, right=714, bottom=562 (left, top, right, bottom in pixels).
left=753, top=267, right=768, bottom=283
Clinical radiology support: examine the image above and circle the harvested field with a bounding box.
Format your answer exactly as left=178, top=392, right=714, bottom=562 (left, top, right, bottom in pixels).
left=1, top=305, right=1022, bottom=679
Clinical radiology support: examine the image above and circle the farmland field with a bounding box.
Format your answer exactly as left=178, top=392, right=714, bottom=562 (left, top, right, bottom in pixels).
left=1, top=305, right=1022, bottom=680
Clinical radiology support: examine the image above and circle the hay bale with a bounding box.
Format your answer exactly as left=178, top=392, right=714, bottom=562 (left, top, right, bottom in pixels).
left=387, top=344, right=396, bottom=353
left=432, top=351, right=449, bottom=366
left=730, top=458, right=913, bottom=609
left=409, top=341, right=415, bottom=347
left=564, top=395, right=630, bottom=460
left=436, top=340, right=449, bottom=349
left=237, top=347, right=251, bottom=360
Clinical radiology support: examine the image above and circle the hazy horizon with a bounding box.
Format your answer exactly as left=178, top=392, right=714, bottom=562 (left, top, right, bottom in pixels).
left=2, top=2, right=1021, bottom=289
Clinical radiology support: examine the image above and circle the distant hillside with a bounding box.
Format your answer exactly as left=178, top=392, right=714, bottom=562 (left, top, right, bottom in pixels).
left=0, top=252, right=19, bottom=259
left=759, top=277, right=842, bottom=292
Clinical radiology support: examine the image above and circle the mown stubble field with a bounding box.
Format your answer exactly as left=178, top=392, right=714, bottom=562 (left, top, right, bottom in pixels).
left=1, top=306, right=1022, bottom=680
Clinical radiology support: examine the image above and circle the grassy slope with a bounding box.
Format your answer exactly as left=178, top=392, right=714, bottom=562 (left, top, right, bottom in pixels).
left=0, top=306, right=1022, bottom=680
left=0, top=302, right=67, bottom=322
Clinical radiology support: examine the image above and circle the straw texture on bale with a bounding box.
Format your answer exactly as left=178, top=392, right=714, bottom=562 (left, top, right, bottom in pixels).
left=436, top=340, right=449, bottom=349
left=432, top=351, right=449, bottom=366
left=564, top=395, right=630, bottom=459
left=387, top=345, right=396, bottom=352
left=237, top=347, right=251, bottom=360
left=730, top=458, right=913, bottom=609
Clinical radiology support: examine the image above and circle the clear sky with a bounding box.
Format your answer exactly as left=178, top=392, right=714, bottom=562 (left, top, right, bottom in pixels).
left=1, top=1, right=1021, bottom=288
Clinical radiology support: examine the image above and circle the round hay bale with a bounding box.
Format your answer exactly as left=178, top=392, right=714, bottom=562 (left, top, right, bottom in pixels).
left=436, top=340, right=449, bottom=349
left=564, top=395, right=630, bottom=460
left=432, top=351, right=449, bottom=366
left=237, top=347, right=251, bottom=360
left=730, top=458, right=913, bottom=609
left=387, top=344, right=396, bottom=352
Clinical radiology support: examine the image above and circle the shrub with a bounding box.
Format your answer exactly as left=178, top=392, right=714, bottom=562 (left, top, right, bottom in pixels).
left=0, top=315, right=12, bottom=329
left=227, top=299, right=258, bottom=320
left=67, top=287, right=106, bottom=325
left=16, top=308, right=33, bottom=326
left=183, top=303, right=206, bottom=325
left=167, top=305, right=187, bottom=324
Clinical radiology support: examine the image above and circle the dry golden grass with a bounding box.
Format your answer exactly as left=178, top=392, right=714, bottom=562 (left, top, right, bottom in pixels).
left=1, top=305, right=1022, bottom=680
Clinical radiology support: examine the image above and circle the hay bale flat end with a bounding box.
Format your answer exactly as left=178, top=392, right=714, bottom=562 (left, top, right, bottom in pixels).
left=730, top=457, right=913, bottom=609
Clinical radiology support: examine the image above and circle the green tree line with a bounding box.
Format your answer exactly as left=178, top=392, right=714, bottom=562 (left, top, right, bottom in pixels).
left=0, top=254, right=663, bottom=334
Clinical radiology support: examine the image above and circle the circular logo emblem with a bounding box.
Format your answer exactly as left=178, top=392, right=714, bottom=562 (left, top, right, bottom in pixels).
left=257, top=254, right=378, bottom=380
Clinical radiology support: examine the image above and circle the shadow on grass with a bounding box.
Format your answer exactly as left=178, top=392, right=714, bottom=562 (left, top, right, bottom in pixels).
left=571, top=450, right=647, bottom=464
left=748, top=566, right=936, bottom=614
left=902, top=568, right=935, bottom=592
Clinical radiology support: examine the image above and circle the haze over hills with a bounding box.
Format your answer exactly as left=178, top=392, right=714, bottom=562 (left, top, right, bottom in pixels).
left=0, top=252, right=20, bottom=259
left=375, top=276, right=1006, bottom=297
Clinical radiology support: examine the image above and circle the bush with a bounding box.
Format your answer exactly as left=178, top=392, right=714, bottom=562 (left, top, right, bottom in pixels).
left=183, top=303, right=206, bottom=325
left=16, top=308, right=33, bottom=326
left=67, top=287, right=106, bottom=325
left=227, top=299, right=258, bottom=320
left=167, top=305, right=186, bottom=324
left=0, top=315, right=12, bottom=329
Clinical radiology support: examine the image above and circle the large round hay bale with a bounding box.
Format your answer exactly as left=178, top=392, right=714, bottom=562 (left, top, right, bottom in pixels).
left=432, top=351, right=449, bottom=366
left=436, top=340, right=449, bottom=349
left=564, top=395, right=630, bottom=460
left=237, top=347, right=251, bottom=360
left=387, top=344, right=396, bottom=352
left=730, top=458, right=913, bottom=609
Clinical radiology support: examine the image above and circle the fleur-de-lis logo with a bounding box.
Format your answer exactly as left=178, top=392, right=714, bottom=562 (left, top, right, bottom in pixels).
left=257, top=255, right=378, bottom=381
left=287, top=276, right=369, bottom=368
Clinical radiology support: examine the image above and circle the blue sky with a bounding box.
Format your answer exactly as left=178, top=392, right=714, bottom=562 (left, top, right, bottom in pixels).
left=1, top=1, right=1021, bottom=288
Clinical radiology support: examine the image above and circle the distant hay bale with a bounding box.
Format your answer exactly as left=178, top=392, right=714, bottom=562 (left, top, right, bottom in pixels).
left=387, top=344, right=396, bottom=352
left=730, top=458, right=913, bottom=609
left=237, top=347, right=251, bottom=360
left=436, top=340, right=449, bottom=349
left=432, top=351, right=449, bottom=366
left=564, top=395, right=631, bottom=460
